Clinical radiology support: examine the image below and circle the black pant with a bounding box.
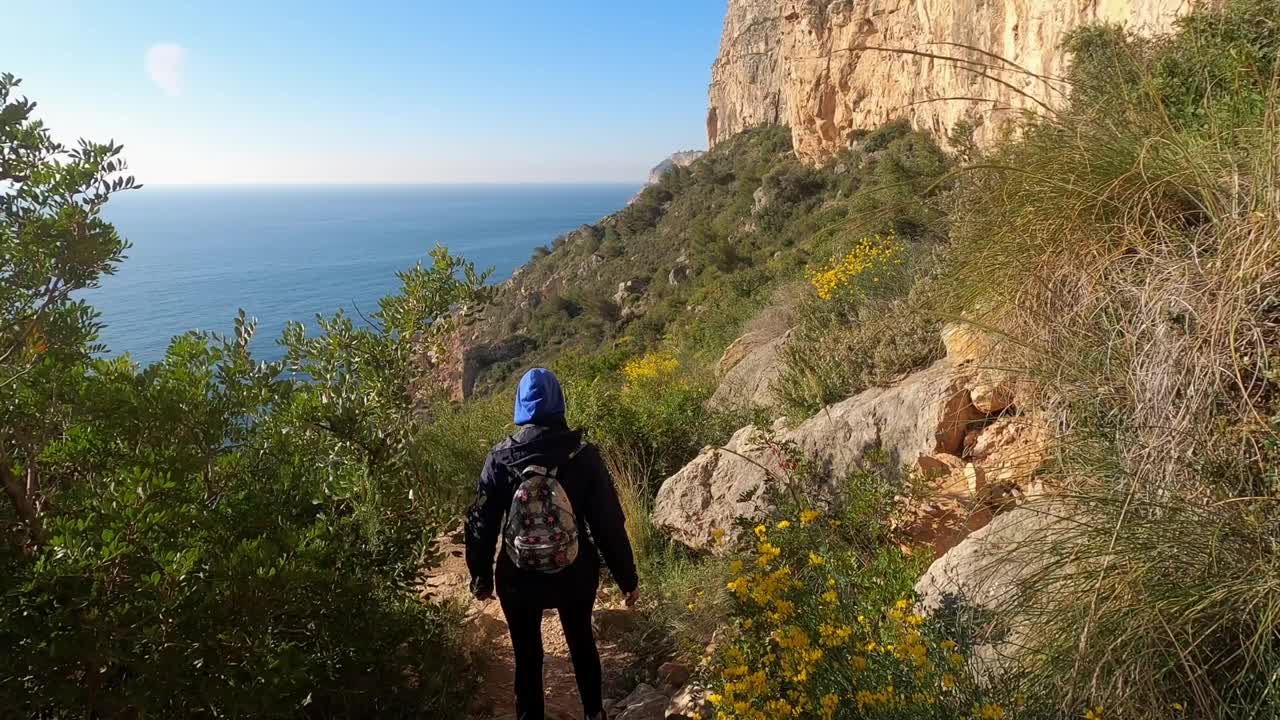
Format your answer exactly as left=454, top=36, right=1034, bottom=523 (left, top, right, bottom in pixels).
left=498, top=587, right=602, bottom=720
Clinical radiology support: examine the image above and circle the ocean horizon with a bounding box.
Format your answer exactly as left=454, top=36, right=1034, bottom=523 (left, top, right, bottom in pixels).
left=89, top=183, right=640, bottom=366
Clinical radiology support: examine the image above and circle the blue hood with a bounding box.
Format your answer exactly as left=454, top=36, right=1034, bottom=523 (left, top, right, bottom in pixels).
left=513, top=368, right=566, bottom=426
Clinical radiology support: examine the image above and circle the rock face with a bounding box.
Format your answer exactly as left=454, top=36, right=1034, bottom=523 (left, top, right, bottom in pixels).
left=657, top=322, right=1051, bottom=554
left=914, top=504, right=1061, bottom=612
left=710, top=330, right=790, bottom=410
left=646, top=150, right=706, bottom=186
left=708, top=0, right=1193, bottom=162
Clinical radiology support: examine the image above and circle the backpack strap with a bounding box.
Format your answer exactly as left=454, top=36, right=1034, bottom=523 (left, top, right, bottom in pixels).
left=504, top=440, right=589, bottom=481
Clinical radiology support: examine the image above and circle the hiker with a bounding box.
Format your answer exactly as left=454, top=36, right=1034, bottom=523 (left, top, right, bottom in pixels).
left=465, top=367, right=639, bottom=720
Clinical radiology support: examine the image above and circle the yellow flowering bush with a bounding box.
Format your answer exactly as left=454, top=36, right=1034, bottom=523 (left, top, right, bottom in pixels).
left=691, top=433, right=1124, bottom=719
left=696, top=432, right=1022, bottom=720
left=621, top=350, right=680, bottom=385
left=705, top=509, right=1009, bottom=720
left=807, top=232, right=905, bottom=301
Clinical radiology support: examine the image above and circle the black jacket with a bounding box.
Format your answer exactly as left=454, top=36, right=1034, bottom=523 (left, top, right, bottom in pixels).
left=465, top=422, right=639, bottom=603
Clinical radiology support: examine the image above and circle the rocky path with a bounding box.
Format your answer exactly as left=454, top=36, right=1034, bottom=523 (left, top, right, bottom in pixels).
left=420, top=530, right=664, bottom=720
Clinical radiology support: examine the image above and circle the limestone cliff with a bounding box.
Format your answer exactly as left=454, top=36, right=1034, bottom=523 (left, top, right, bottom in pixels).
left=708, top=0, right=1193, bottom=162
left=646, top=150, right=705, bottom=186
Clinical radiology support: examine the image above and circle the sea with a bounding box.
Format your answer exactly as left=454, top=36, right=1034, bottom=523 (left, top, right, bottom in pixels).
left=88, top=184, right=638, bottom=366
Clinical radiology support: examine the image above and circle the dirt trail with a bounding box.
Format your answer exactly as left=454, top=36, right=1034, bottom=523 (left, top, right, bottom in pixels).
left=421, top=530, right=648, bottom=720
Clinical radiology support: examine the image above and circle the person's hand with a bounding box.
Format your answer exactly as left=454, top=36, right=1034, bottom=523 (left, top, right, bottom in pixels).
left=624, top=588, right=640, bottom=608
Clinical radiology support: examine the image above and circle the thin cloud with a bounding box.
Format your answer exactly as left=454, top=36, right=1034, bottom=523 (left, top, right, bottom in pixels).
left=145, top=43, right=187, bottom=97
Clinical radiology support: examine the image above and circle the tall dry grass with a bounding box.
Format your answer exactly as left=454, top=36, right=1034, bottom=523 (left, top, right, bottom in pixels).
left=606, top=451, right=657, bottom=568
left=938, top=3, right=1280, bottom=716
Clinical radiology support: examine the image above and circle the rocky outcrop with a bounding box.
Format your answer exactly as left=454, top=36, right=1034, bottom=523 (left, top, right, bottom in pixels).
left=914, top=503, right=1062, bottom=612
left=708, top=0, right=1193, bottom=162
left=647, top=151, right=705, bottom=186
left=655, top=357, right=982, bottom=550
left=614, top=278, right=650, bottom=322
left=657, top=321, right=1051, bottom=553
left=709, top=329, right=789, bottom=409
left=429, top=327, right=534, bottom=402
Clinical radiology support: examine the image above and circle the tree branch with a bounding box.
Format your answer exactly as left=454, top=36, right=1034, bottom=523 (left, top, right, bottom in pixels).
left=1, top=454, right=46, bottom=547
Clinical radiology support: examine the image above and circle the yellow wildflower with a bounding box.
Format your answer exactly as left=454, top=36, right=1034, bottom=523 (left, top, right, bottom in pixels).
left=1084, top=707, right=1105, bottom=720
left=756, top=541, right=780, bottom=566
left=820, top=693, right=839, bottom=720
left=800, top=509, right=820, bottom=525
left=808, top=552, right=826, bottom=566
left=807, top=232, right=903, bottom=300
left=776, top=520, right=791, bottom=530
left=974, top=703, right=1006, bottom=720
left=622, top=351, right=679, bottom=384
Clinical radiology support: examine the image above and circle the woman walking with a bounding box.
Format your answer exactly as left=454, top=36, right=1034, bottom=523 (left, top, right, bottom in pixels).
left=466, top=368, right=639, bottom=720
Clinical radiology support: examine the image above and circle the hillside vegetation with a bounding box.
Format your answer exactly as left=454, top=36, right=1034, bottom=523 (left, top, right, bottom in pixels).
left=680, top=2, right=1280, bottom=719
left=2, top=0, right=1279, bottom=717
left=461, top=121, right=953, bottom=397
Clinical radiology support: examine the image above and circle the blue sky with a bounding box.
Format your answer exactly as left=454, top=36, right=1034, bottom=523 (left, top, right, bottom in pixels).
left=4, top=1, right=726, bottom=184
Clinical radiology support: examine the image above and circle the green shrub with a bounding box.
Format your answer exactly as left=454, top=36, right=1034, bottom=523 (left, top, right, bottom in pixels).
left=3, top=309, right=483, bottom=717
left=0, top=77, right=486, bottom=717
left=776, top=237, right=943, bottom=416
left=563, top=350, right=741, bottom=487
left=459, top=120, right=954, bottom=401
left=415, top=393, right=514, bottom=518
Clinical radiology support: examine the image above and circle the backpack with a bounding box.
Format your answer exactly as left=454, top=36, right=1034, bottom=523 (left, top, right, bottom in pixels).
left=502, top=445, right=584, bottom=573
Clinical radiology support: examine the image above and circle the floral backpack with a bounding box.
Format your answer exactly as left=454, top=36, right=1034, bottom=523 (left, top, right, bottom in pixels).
left=502, top=445, right=584, bottom=573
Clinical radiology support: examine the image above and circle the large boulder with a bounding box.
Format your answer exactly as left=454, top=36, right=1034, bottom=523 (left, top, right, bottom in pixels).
left=652, top=425, right=780, bottom=551
left=914, top=504, right=1063, bottom=612
left=655, top=358, right=982, bottom=550
left=912, top=504, right=1067, bottom=683
left=709, top=331, right=789, bottom=410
